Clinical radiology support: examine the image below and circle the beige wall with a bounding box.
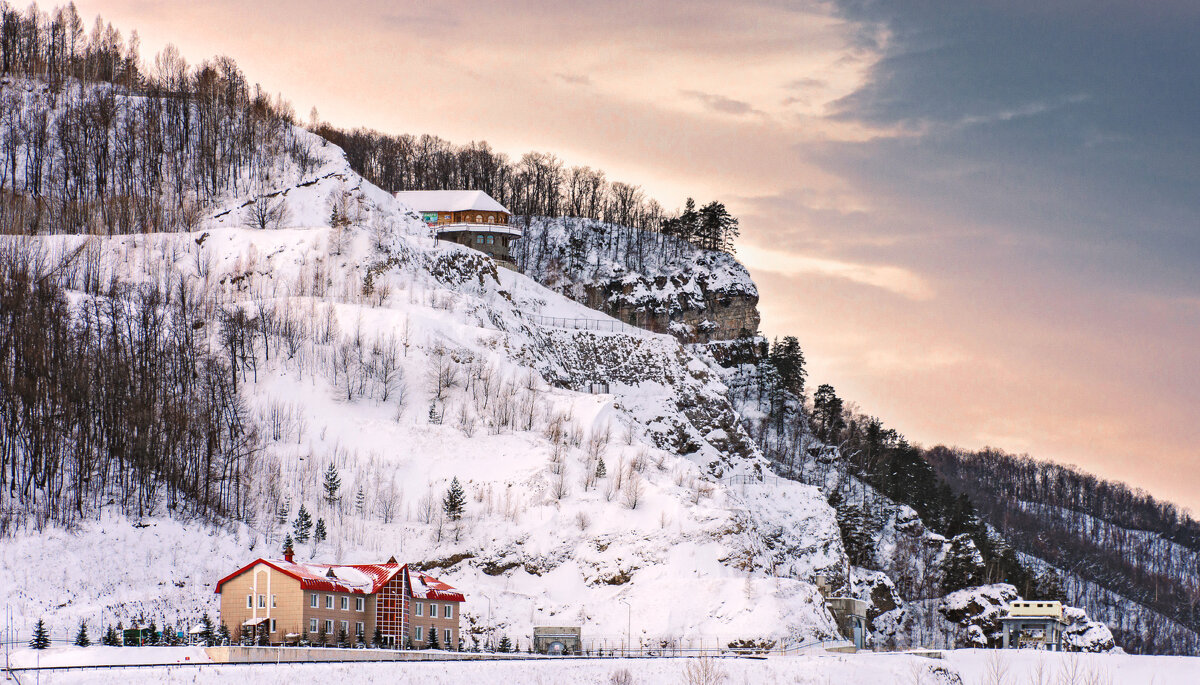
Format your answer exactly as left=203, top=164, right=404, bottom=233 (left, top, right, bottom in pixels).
left=409, top=598, right=461, bottom=649
left=218, top=564, right=303, bottom=643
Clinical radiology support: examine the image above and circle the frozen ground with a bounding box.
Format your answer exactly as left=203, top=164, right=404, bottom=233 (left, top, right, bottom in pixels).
left=7, top=648, right=1199, bottom=684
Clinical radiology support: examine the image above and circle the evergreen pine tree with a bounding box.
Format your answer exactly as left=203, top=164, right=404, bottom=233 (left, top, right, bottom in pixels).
left=314, top=518, right=327, bottom=543
left=337, top=625, right=348, bottom=648
left=372, top=626, right=383, bottom=648
left=293, top=504, right=313, bottom=543
left=427, top=624, right=440, bottom=650
left=102, top=625, right=119, bottom=646
left=323, top=463, right=341, bottom=507
left=30, top=619, right=50, bottom=649
left=147, top=620, right=159, bottom=645
left=317, top=621, right=328, bottom=646
left=355, top=486, right=366, bottom=515
left=497, top=635, right=512, bottom=653
left=300, top=626, right=310, bottom=645
left=74, top=620, right=90, bottom=647
left=443, top=477, right=466, bottom=522
left=595, top=457, right=607, bottom=479
left=201, top=614, right=214, bottom=646
left=428, top=402, right=441, bottom=424
left=276, top=498, right=291, bottom=526
left=217, top=623, right=231, bottom=646
left=283, top=533, right=294, bottom=556
left=942, top=534, right=986, bottom=594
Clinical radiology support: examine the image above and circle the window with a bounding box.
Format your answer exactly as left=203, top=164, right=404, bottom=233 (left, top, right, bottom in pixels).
left=325, top=620, right=333, bottom=633
left=429, top=603, right=438, bottom=618
left=356, top=597, right=365, bottom=612
left=475, top=235, right=484, bottom=244
left=488, top=216, right=495, bottom=223
left=476, top=214, right=482, bottom=223
left=326, top=595, right=334, bottom=609
left=310, top=593, right=318, bottom=608
left=310, top=618, right=318, bottom=633
left=258, top=594, right=266, bottom=608
left=341, top=596, right=349, bottom=611
left=247, top=595, right=253, bottom=609
left=341, top=620, right=349, bottom=634
left=444, top=604, right=453, bottom=619
left=270, top=619, right=277, bottom=633
left=356, top=622, right=364, bottom=637
left=445, top=628, right=451, bottom=645
left=415, top=602, right=423, bottom=617
left=272, top=595, right=277, bottom=608
left=415, top=626, right=423, bottom=641
left=486, top=235, right=494, bottom=245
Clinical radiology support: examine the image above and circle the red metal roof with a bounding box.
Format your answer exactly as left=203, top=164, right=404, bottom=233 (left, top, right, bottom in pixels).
left=215, top=559, right=464, bottom=602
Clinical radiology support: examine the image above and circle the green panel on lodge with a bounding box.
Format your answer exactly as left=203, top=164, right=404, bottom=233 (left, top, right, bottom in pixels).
left=422, top=212, right=439, bottom=224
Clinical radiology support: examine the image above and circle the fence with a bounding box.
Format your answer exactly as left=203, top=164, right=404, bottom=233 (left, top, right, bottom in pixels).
left=520, top=312, right=640, bottom=335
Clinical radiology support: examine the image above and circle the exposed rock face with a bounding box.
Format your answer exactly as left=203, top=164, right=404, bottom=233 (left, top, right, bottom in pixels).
left=575, top=269, right=760, bottom=344
left=514, top=217, right=762, bottom=343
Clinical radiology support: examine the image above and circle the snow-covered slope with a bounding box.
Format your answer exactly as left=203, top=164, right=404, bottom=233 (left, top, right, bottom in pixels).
left=0, top=126, right=845, bottom=649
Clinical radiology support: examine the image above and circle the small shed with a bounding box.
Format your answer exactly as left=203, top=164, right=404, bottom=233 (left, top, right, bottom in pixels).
left=533, top=626, right=582, bottom=655
left=826, top=597, right=868, bottom=651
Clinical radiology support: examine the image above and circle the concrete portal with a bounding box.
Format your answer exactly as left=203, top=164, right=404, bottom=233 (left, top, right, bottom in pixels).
left=1000, top=616, right=1066, bottom=651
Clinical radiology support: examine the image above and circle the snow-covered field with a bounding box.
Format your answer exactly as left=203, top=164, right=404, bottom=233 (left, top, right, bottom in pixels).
left=7, top=648, right=1199, bottom=684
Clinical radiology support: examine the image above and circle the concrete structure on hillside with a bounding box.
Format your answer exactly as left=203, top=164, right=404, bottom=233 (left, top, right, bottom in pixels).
left=825, top=596, right=868, bottom=651
left=1000, top=601, right=1067, bottom=651
left=215, top=547, right=464, bottom=649
left=396, top=190, right=521, bottom=269
left=533, top=626, right=582, bottom=655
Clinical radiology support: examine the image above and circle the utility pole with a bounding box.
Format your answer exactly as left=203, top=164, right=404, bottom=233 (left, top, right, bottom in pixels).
left=619, top=599, right=630, bottom=656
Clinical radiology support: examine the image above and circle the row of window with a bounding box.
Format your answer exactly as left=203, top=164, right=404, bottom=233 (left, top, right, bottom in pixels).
left=414, top=601, right=453, bottom=619
left=308, top=618, right=365, bottom=636
left=247, top=594, right=277, bottom=609
left=308, top=593, right=366, bottom=612
left=474, top=234, right=505, bottom=246
left=413, top=626, right=453, bottom=644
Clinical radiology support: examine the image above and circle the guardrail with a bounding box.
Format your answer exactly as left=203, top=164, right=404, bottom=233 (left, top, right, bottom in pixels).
left=519, top=312, right=640, bottom=335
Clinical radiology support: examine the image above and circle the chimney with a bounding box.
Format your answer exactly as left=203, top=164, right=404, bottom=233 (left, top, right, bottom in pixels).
left=284, top=544, right=294, bottom=563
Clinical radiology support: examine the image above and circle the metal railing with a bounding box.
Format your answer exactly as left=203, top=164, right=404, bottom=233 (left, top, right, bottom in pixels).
left=519, top=312, right=640, bottom=335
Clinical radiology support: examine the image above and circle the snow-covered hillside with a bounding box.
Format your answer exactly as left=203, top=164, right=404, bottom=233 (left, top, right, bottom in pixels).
left=0, top=125, right=846, bottom=649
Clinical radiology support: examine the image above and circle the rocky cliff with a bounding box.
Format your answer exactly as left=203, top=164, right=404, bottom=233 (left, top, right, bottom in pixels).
left=513, top=217, right=760, bottom=343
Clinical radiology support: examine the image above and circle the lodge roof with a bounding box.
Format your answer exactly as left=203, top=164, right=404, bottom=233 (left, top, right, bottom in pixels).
left=214, top=559, right=465, bottom=602
left=395, top=190, right=509, bottom=214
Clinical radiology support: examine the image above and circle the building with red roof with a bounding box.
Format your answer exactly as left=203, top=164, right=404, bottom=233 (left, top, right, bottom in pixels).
left=214, top=546, right=464, bottom=648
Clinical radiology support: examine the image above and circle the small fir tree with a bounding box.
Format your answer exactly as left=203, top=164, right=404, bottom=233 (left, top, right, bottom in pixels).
left=427, top=624, right=440, bottom=650
left=74, top=620, right=90, bottom=647
left=283, top=534, right=294, bottom=556
left=147, top=620, right=159, bottom=645
left=217, top=623, right=231, bottom=645
left=323, top=463, right=341, bottom=507
left=300, top=626, right=310, bottom=645
left=293, top=504, right=313, bottom=543
left=337, top=625, right=348, bottom=648
left=443, top=477, right=465, bottom=522
left=355, top=487, right=366, bottom=515
left=314, top=518, right=327, bottom=543
left=595, top=457, right=607, bottom=479
left=316, top=621, right=328, bottom=646
left=201, top=614, right=214, bottom=646
left=30, top=619, right=50, bottom=649
left=276, top=498, right=291, bottom=525
left=372, top=626, right=384, bottom=648
left=103, top=625, right=120, bottom=646
left=427, top=402, right=442, bottom=424
left=497, top=635, right=512, bottom=653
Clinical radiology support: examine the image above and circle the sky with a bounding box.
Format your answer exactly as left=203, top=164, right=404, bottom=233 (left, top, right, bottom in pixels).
left=75, top=0, right=1200, bottom=513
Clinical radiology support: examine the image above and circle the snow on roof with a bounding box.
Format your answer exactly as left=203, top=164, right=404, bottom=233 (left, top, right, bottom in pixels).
left=409, top=570, right=465, bottom=602
left=214, top=559, right=464, bottom=601
left=395, top=190, right=509, bottom=214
